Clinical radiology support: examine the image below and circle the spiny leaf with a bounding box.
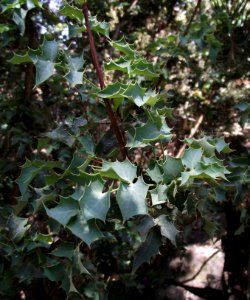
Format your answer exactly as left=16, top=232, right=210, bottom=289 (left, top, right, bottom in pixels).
left=7, top=214, right=29, bottom=242
left=136, top=215, right=155, bottom=241
left=67, top=212, right=103, bottom=247
left=122, top=83, right=146, bottom=106
left=45, top=125, right=75, bottom=147
left=12, top=8, right=27, bottom=35
left=97, top=159, right=137, bottom=183
left=45, top=198, right=79, bottom=226
left=51, top=242, right=75, bottom=259
left=89, top=16, right=109, bottom=38
left=65, top=70, right=83, bottom=85
left=111, top=37, right=135, bottom=59
left=9, top=52, right=32, bottom=64
left=41, top=40, right=58, bottom=62
left=130, top=58, right=158, bottom=78
left=122, top=83, right=159, bottom=107
left=80, top=180, right=110, bottom=221
left=59, top=4, right=83, bottom=21
left=116, top=177, right=149, bottom=221
left=67, top=53, right=84, bottom=71
left=155, top=215, right=178, bottom=246
left=34, top=59, right=55, bottom=86
left=96, top=82, right=127, bottom=98
left=128, top=117, right=171, bottom=148
left=150, top=184, right=168, bottom=205
left=162, top=156, right=183, bottom=183
left=132, top=228, right=161, bottom=272
left=146, top=161, right=163, bottom=183
left=184, top=137, right=215, bottom=156
left=180, top=162, right=230, bottom=185
left=105, top=56, right=131, bottom=73
left=182, top=147, right=203, bottom=169
left=215, top=137, right=233, bottom=153
left=16, top=160, right=62, bottom=196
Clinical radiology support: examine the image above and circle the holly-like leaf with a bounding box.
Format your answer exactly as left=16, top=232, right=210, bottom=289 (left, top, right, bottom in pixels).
left=16, top=160, right=62, bottom=196
left=162, top=156, right=183, bottom=183
left=132, top=228, right=162, bottom=272
left=215, top=137, right=233, bottom=153
left=12, top=8, right=27, bottom=35
left=184, top=137, right=215, bottom=156
left=67, top=212, right=103, bottom=247
left=45, top=125, right=75, bottom=147
left=146, top=161, right=163, bottom=183
left=122, top=83, right=146, bottom=106
left=128, top=117, right=171, bottom=148
left=150, top=184, right=168, bottom=205
left=130, top=58, right=158, bottom=78
left=96, top=82, right=126, bottom=98
left=51, top=242, right=75, bottom=259
left=182, top=147, right=203, bottom=169
left=155, top=215, right=178, bottom=246
left=9, top=52, right=32, bottom=64
left=41, top=40, right=58, bottom=62
left=105, top=56, right=131, bottom=73
left=34, top=58, right=55, bottom=86
left=59, top=4, right=83, bottom=21
left=122, top=83, right=159, bottom=107
left=97, top=159, right=137, bottom=183
left=89, top=16, right=109, bottom=38
left=136, top=215, right=155, bottom=241
left=7, top=214, right=29, bottom=242
left=116, top=177, right=149, bottom=221
left=45, top=198, right=79, bottom=226
left=67, top=53, right=84, bottom=71
left=180, top=162, right=230, bottom=185
left=111, top=37, right=135, bottom=59
left=65, top=70, right=83, bottom=85
left=80, top=180, right=110, bottom=221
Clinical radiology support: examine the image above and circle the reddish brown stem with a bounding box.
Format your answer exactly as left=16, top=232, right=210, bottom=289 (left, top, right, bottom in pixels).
left=82, top=3, right=127, bottom=160
left=184, top=0, right=202, bottom=36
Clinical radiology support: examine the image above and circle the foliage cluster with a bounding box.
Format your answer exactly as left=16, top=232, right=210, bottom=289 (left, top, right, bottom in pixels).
left=0, top=0, right=249, bottom=299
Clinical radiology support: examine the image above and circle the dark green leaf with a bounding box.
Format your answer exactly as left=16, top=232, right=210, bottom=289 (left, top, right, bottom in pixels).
left=80, top=180, right=110, bottom=221
left=67, top=212, right=103, bottom=247
left=155, top=215, right=178, bottom=246
left=133, top=228, right=161, bottom=272
left=7, top=214, right=29, bottom=242
left=162, top=156, right=183, bottom=183
left=117, top=177, right=149, bottom=221
left=98, top=159, right=137, bottom=183
left=45, top=198, right=79, bottom=226
left=34, top=59, right=55, bottom=86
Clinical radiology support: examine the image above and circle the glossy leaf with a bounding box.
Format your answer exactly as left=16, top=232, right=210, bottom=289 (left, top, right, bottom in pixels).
left=98, top=159, right=137, bottom=183
left=34, top=59, right=54, bottom=86
left=155, top=215, right=178, bottom=246
left=7, top=214, right=29, bottom=242
left=59, top=4, right=83, bottom=21
left=132, top=228, right=161, bottom=272
left=80, top=180, right=110, bottom=221
left=67, top=212, right=103, bottom=247
left=111, top=37, right=135, bottom=59
left=162, top=156, right=183, bottom=183
left=45, top=198, right=79, bottom=226
left=116, top=177, right=149, bottom=221
left=182, top=147, right=203, bottom=169
left=65, top=70, right=83, bottom=85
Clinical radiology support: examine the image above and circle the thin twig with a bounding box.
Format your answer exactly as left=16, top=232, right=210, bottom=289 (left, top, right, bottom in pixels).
left=184, top=0, right=202, bottom=36
left=181, top=249, right=221, bottom=284
left=176, top=114, right=204, bottom=158
left=82, top=3, right=127, bottom=160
